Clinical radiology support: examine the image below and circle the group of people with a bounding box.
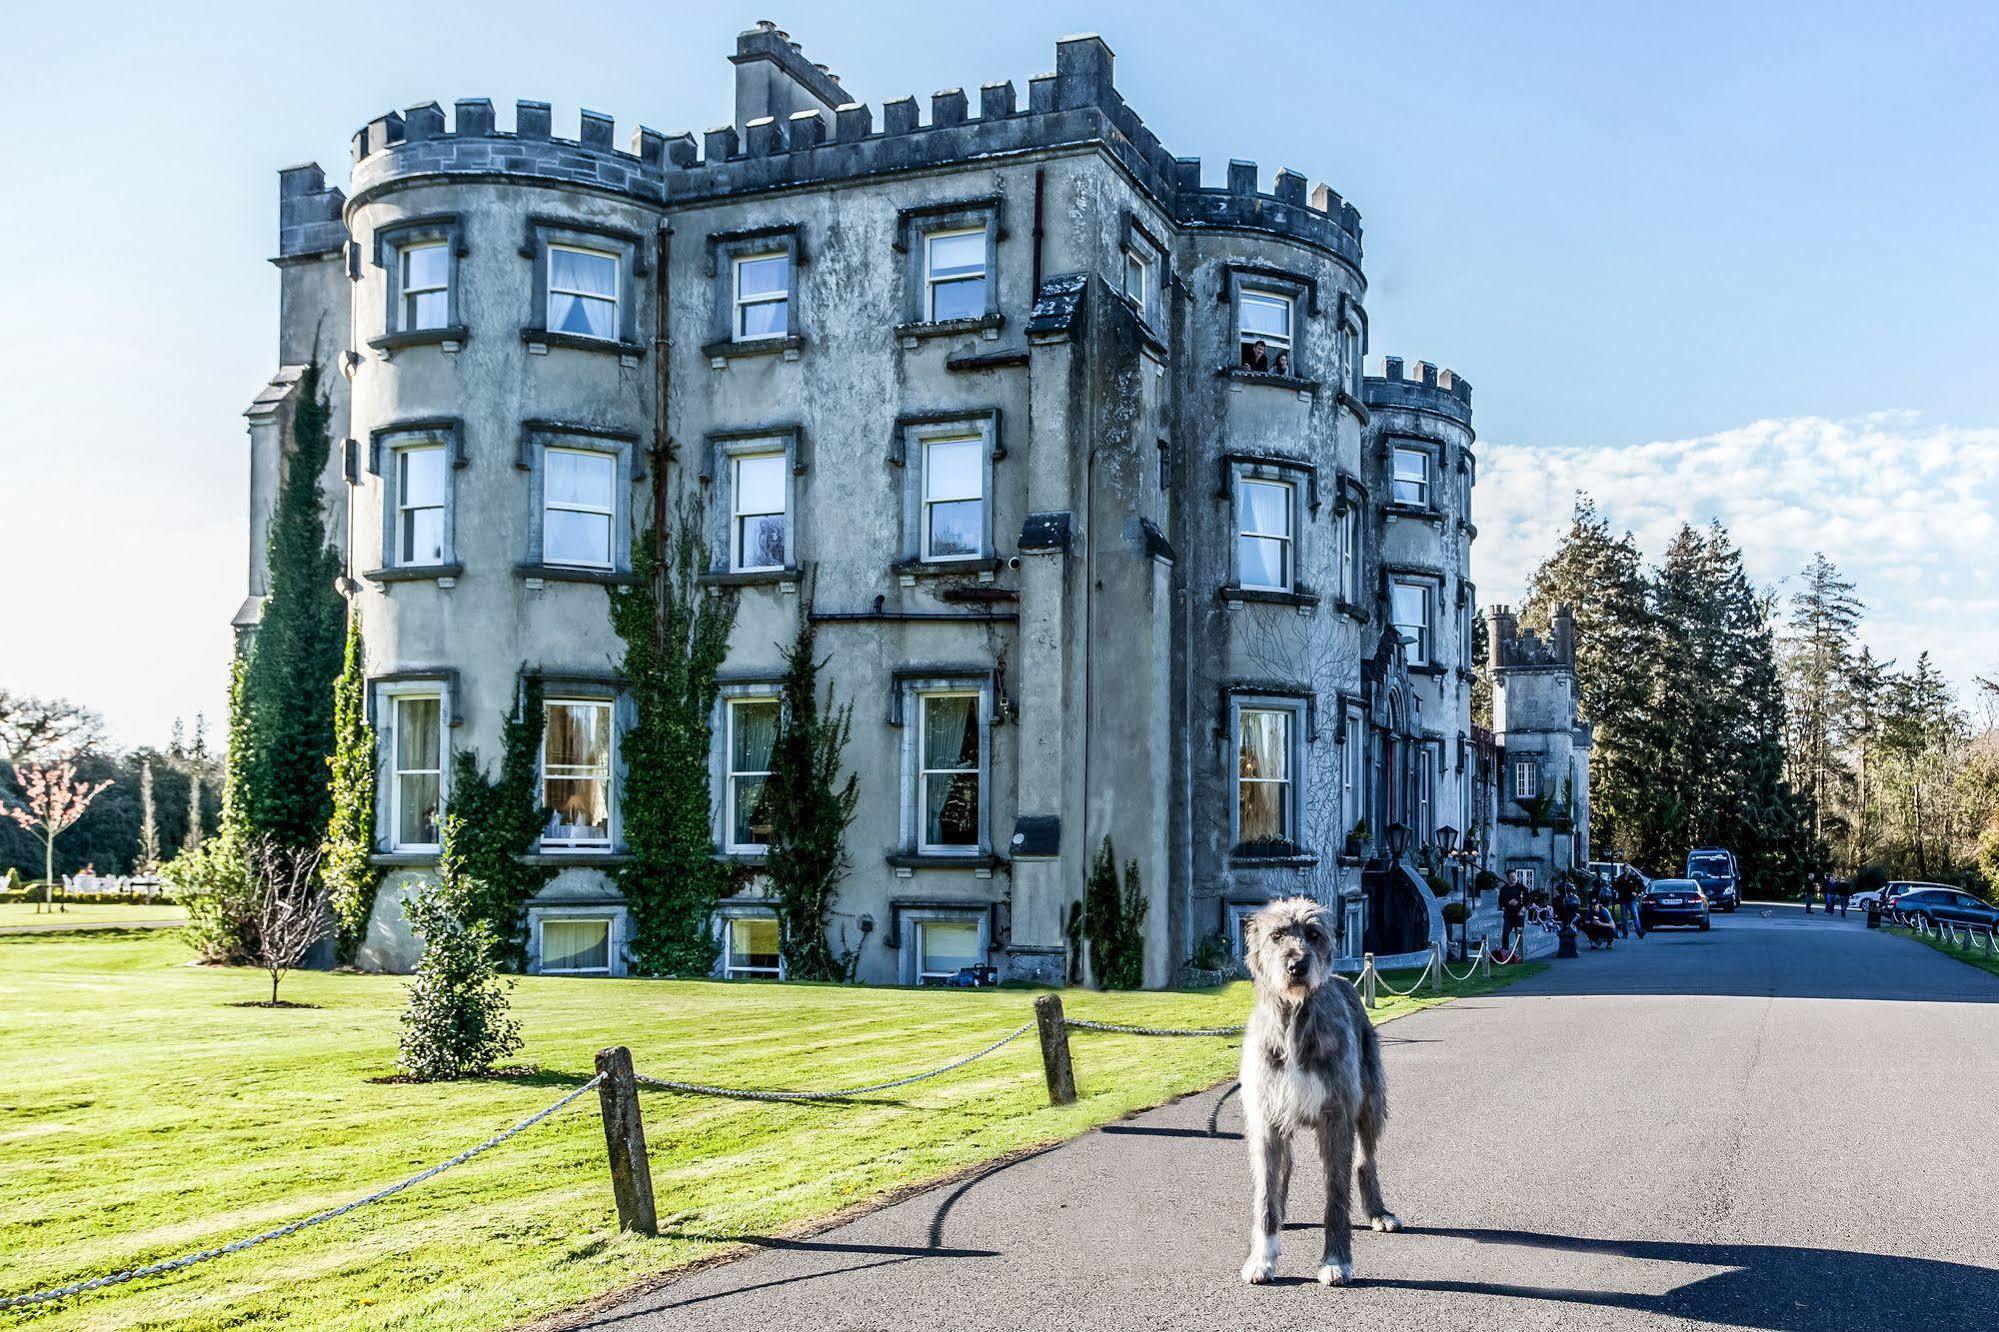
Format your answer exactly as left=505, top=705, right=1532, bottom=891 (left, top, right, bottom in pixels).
left=1803, top=870, right=1853, bottom=917
left=1239, top=339, right=1292, bottom=375
left=1498, top=867, right=1649, bottom=955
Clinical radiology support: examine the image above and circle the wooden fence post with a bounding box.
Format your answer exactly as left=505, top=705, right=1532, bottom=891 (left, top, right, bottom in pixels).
left=1033, top=994, right=1077, bottom=1106
left=595, top=1046, right=657, bottom=1236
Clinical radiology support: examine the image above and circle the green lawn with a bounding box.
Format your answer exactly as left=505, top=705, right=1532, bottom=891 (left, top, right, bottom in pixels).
left=1893, top=924, right=1999, bottom=979
left=0, top=901, right=186, bottom=929
left=0, top=931, right=1538, bottom=1331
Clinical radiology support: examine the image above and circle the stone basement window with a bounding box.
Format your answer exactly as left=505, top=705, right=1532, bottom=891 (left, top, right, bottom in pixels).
left=370, top=214, right=466, bottom=351
left=916, top=916, right=984, bottom=983
left=722, top=913, right=781, bottom=979
left=538, top=916, right=613, bottom=975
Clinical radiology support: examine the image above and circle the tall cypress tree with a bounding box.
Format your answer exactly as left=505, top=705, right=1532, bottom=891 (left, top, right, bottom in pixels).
left=239, top=362, right=346, bottom=849
left=762, top=602, right=860, bottom=981
left=324, top=613, right=380, bottom=961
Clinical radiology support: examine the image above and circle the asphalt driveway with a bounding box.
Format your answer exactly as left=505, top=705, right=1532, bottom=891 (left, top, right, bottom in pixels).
left=571, top=905, right=1999, bottom=1331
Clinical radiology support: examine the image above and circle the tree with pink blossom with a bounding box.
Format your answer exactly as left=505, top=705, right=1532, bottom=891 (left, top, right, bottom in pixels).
left=3, top=761, right=113, bottom=912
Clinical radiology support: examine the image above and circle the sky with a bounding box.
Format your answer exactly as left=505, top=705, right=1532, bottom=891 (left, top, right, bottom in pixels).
left=2, top=0, right=1995, bottom=748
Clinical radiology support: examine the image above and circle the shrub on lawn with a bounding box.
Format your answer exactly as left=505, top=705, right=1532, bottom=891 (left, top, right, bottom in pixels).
left=172, top=836, right=259, bottom=963
left=398, top=815, right=521, bottom=1081
left=1084, top=836, right=1147, bottom=990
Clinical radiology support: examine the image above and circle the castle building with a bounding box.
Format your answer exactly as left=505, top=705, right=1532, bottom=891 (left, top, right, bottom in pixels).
left=1482, top=605, right=1594, bottom=893
left=245, top=24, right=1495, bottom=985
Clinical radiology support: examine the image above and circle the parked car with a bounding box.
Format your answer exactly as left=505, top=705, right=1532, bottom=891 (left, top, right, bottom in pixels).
left=1891, top=886, right=1999, bottom=931
left=1639, top=878, right=1711, bottom=931
left=1883, top=881, right=1947, bottom=916
left=1849, top=887, right=1884, bottom=913
left=1686, top=848, right=1740, bottom=912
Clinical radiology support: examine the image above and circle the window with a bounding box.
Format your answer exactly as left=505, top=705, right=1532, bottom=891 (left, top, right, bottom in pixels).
left=918, top=691, right=982, bottom=852
left=1392, top=447, right=1430, bottom=507
left=543, top=699, right=612, bottom=848
left=921, top=437, right=984, bottom=562
left=543, top=448, right=616, bottom=569
left=732, top=453, right=788, bottom=571
left=1515, top=760, right=1539, bottom=801
left=1418, top=752, right=1434, bottom=840
left=540, top=918, right=611, bottom=975
left=1392, top=580, right=1432, bottom=666
left=1238, top=290, right=1293, bottom=372
left=1343, top=325, right=1363, bottom=397
left=725, top=698, right=778, bottom=852
left=398, top=242, right=450, bottom=332
left=733, top=253, right=790, bottom=340
left=547, top=244, right=620, bottom=341
left=1121, top=247, right=1153, bottom=317
left=925, top=229, right=987, bottom=322
left=1344, top=712, right=1363, bottom=828
left=917, top=918, right=983, bottom=982
left=1237, top=708, right=1293, bottom=846
left=1236, top=480, right=1293, bottom=592
left=394, top=445, right=447, bottom=566
left=1340, top=504, right=1361, bottom=603
left=724, top=916, right=781, bottom=978
left=390, top=694, right=442, bottom=850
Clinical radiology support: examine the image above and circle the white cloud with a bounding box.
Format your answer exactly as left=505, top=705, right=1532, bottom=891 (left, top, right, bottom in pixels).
left=1472, top=412, right=1999, bottom=697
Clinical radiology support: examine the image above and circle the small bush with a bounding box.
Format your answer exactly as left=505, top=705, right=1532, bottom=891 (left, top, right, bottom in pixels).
left=1442, top=900, right=1471, bottom=926
left=1189, top=931, right=1232, bottom=972
left=1084, top=836, right=1148, bottom=990
left=170, top=837, right=259, bottom=963
left=397, top=816, right=522, bottom=1081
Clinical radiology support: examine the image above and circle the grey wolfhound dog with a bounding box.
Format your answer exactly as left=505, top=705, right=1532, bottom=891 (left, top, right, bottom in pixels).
left=1239, top=897, right=1399, bottom=1286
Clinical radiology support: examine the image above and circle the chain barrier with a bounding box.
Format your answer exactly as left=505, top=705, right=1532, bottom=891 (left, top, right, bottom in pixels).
left=1063, top=1017, right=1246, bottom=1037
left=0, top=1074, right=605, bottom=1312
left=634, top=1022, right=1035, bottom=1102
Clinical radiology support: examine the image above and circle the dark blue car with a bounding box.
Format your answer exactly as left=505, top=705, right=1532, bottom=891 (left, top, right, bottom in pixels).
left=1893, top=887, right=1999, bottom=932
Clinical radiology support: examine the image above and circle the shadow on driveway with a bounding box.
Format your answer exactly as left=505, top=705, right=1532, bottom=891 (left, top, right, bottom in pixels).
left=1372, top=1226, right=1996, bottom=1331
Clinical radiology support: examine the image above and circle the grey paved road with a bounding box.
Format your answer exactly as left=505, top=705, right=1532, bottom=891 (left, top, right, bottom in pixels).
left=577, top=906, right=1999, bottom=1331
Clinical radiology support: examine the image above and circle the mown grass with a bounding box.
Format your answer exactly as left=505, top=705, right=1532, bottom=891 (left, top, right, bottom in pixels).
left=0, top=931, right=1538, bottom=1331
left=0, top=901, right=186, bottom=929
left=1891, top=923, right=1999, bottom=980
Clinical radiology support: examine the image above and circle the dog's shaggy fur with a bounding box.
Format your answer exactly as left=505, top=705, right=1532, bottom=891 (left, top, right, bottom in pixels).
left=1237, top=897, right=1399, bottom=1287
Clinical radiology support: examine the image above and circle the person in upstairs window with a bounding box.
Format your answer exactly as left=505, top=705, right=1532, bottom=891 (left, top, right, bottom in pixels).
left=1242, top=338, right=1270, bottom=372
left=1272, top=350, right=1291, bottom=376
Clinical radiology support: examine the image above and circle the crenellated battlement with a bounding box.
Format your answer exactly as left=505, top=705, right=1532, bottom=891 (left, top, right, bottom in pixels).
left=1364, top=355, right=1474, bottom=426
left=338, top=31, right=1362, bottom=265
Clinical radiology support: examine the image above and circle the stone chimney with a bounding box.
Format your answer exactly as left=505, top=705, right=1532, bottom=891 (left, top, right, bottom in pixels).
left=730, top=21, right=850, bottom=135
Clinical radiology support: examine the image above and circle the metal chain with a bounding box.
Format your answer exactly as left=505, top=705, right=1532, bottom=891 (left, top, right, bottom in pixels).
left=1063, top=1018, right=1246, bottom=1037
left=0, top=1074, right=605, bottom=1312
left=635, top=1022, right=1034, bottom=1102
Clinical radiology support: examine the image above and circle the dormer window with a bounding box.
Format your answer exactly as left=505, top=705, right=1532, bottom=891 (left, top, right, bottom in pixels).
left=1238, top=290, right=1293, bottom=373
left=925, top=229, right=987, bottom=322
left=733, top=253, right=790, bottom=339
left=547, top=244, right=619, bottom=341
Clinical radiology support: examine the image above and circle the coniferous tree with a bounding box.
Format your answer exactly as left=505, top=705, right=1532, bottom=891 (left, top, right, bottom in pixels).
left=761, top=602, right=861, bottom=981
left=1084, top=836, right=1148, bottom=990
left=609, top=517, right=737, bottom=975
left=238, top=362, right=346, bottom=849
left=323, top=614, right=380, bottom=961
left=1782, top=553, right=1863, bottom=835
left=1522, top=496, right=1657, bottom=860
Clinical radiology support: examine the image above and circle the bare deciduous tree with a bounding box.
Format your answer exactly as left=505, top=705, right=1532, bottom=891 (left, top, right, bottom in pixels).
left=246, top=837, right=331, bottom=1006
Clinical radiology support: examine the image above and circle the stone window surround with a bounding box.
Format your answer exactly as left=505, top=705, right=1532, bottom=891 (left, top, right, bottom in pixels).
left=890, top=669, right=997, bottom=865
left=536, top=672, right=627, bottom=856
left=369, top=213, right=469, bottom=351
left=1224, top=686, right=1314, bottom=862
left=710, top=677, right=785, bottom=858
left=1118, top=209, right=1169, bottom=333
left=1341, top=701, right=1366, bottom=845
left=515, top=421, right=640, bottom=583
left=519, top=215, right=648, bottom=358
left=369, top=673, right=458, bottom=855
left=1220, top=262, right=1319, bottom=390
left=883, top=899, right=997, bottom=986
left=1219, top=453, right=1320, bottom=604
left=526, top=903, right=629, bottom=977
left=364, top=418, right=467, bottom=583
left=1336, top=291, right=1369, bottom=404
left=893, top=195, right=1005, bottom=339
left=891, top=410, right=1004, bottom=572
left=1514, top=756, right=1541, bottom=801
left=1332, top=472, right=1369, bottom=616
left=1380, top=430, right=1453, bottom=520
left=711, top=901, right=785, bottom=980
left=700, top=425, right=807, bottom=580
left=703, top=222, right=807, bottom=361
left=1386, top=568, right=1444, bottom=670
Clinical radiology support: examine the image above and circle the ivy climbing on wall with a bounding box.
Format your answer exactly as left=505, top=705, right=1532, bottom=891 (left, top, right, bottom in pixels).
left=445, top=671, right=554, bottom=968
